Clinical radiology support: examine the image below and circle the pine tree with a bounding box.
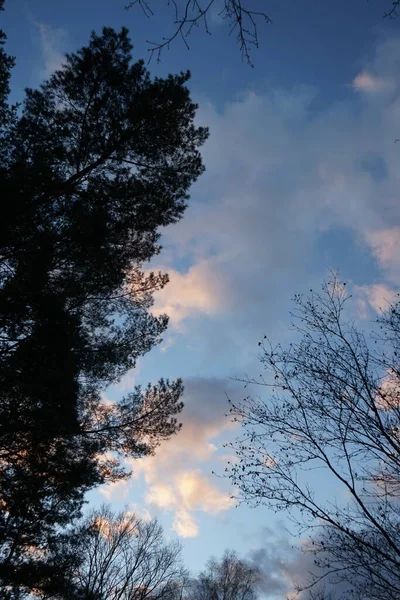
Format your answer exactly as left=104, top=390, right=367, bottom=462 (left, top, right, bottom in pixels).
left=0, top=23, right=208, bottom=596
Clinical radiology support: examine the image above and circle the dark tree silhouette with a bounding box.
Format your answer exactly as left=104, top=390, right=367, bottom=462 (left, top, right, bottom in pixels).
left=0, top=0, right=14, bottom=122
left=0, top=22, right=207, bottom=596
left=228, top=275, right=400, bottom=600
left=39, top=506, right=188, bottom=600
left=304, top=588, right=337, bottom=600
left=188, top=550, right=260, bottom=600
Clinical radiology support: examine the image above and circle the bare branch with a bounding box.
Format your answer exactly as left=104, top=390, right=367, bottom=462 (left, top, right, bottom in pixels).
left=125, top=0, right=272, bottom=66
left=228, top=274, right=400, bottom=600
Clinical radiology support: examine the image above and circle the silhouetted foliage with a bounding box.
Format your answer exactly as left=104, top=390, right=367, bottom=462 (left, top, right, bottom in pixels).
left=228, top=275, right=400, bottom=600
left=188, top=550, right=260, bottom=600
left=305, top=588, right=338, bottom=600
left=0, top=0, right=15, bottom=123
left=39, top=506, right=188, bottom=600
left=0, top=22, right=207, bottom=597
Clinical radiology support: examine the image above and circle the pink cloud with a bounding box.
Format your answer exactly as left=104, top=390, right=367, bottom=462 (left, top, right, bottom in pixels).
left=145, top=470, right=234, bottom=537
left=150, top=261, right=225, bottom=329
left=365, top=227, right=400, bottom=282
left=177, top=470, right=233, bottom=514
left=375, top=369, right=400, bottom=411
left=127, top=378, right=239, bottom=537
left=352, top=71, right=394, bottom=93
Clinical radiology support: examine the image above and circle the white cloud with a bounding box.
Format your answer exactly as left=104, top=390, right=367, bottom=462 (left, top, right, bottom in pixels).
left=99, top=33, right=400, bottom=542
left=113, top=368, right=137, bottom=393
left=355, top=282, right=397, bottom=314
left=33, top=21, right=67, bottom=78
left=173, top=509, right=199, bottom=538
left=152, top=35, right=400, bottom=359
left=100, top=478, right=130, bottom=502
left=129, top=38, right=400, bottom=539
left=365, top=227, right=400, bottom=283
left=160, top=336, right=175, bottom=353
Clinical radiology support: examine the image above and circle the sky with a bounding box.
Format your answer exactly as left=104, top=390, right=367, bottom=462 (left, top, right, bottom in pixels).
left=3, top=0, right=400, bottom=597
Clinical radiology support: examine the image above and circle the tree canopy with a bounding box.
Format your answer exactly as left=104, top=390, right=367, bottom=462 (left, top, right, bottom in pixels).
left=0, top=22, right=207, bottom=596
left=47, top=505, right=188, bottom=600
left=0, top=0, right=14, bottom=121
left=188, top=550, right=260, bottom=600
left=229, top=276, right=400, bottom=600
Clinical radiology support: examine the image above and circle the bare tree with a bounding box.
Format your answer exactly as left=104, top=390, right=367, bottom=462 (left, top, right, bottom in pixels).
left=124, top=1, right=400, bottom=67
left=125, top=1, right=271, bottom=66
left=384, top=0, right=400, bottom=19
left=60, top=506, right=188, bottom=600
left=188, top=550, right=260, bottom=600
left=228, top=275, right=400, bottom=600
left=304, top=588, right=338, bottom=600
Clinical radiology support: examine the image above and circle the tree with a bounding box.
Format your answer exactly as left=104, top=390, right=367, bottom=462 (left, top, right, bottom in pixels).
left=124, top=0, right=400, bottom=66
left=304, top=588, right=338, bottom=600
left=125, top=0, right=271, bottom=66
left=385, top=0, right=400, bottom=19
left=228, top=275, right=400, bottom=600
left=0, top=23, right=208, bottom=596
left=188, top=550, right=260, bottom=600
left=39, top=506, right=188, bottom=600
left=0, top=0, right=15, bottom=122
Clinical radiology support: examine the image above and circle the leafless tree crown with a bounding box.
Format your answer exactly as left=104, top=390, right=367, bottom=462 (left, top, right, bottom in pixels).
left=71, top=506, right=188, bottom=600
left=125, top=1, right=271, bottom=66
left=228, top=275, right=400, bottom=600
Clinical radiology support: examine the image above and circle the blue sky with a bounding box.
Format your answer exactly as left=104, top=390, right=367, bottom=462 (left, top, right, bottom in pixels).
left=3, top=0, right=400, bottom=596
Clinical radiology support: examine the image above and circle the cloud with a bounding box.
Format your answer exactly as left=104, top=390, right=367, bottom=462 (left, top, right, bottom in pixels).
left=245, top=528, right=315, bottom=599
left=97, top=32, right=400, bottom=543
left=375, top=368, right=400, bottom=411
left=246, top=528, right=355, bottom=600
left=100, top=478, right=130, bottom=502
left=113, top=368, right=137, bottom=393
left=127, top=377, right=239, bottom=537
left=146, top=470, right=233, bottom=537
left=351, top=38, right=400, bottom=95
left=159, top=336, right=175, bottom=353
left=365, top=227, right=400, bottom=283
left=97, top=378, right=238, bottom=526
left=148, top=34, right=400, bottom=370
left=122, top=36, right=400, bottom=539
left=173, top=510, right=199, bottom=538
left=177, top=470, right=232, bottom=514
left=352, top=71, right=394, bottom=93
left=33, top=21, right=67, bottom=78
left=355, top=282, right=398, bottom=314
left=150, top=261, right=225, bottom=329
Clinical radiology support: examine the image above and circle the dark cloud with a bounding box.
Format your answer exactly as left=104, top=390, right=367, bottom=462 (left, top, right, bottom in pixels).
left=181, top=376, right=243, bottom=433
left=246, top=528, right=361, bottom=600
